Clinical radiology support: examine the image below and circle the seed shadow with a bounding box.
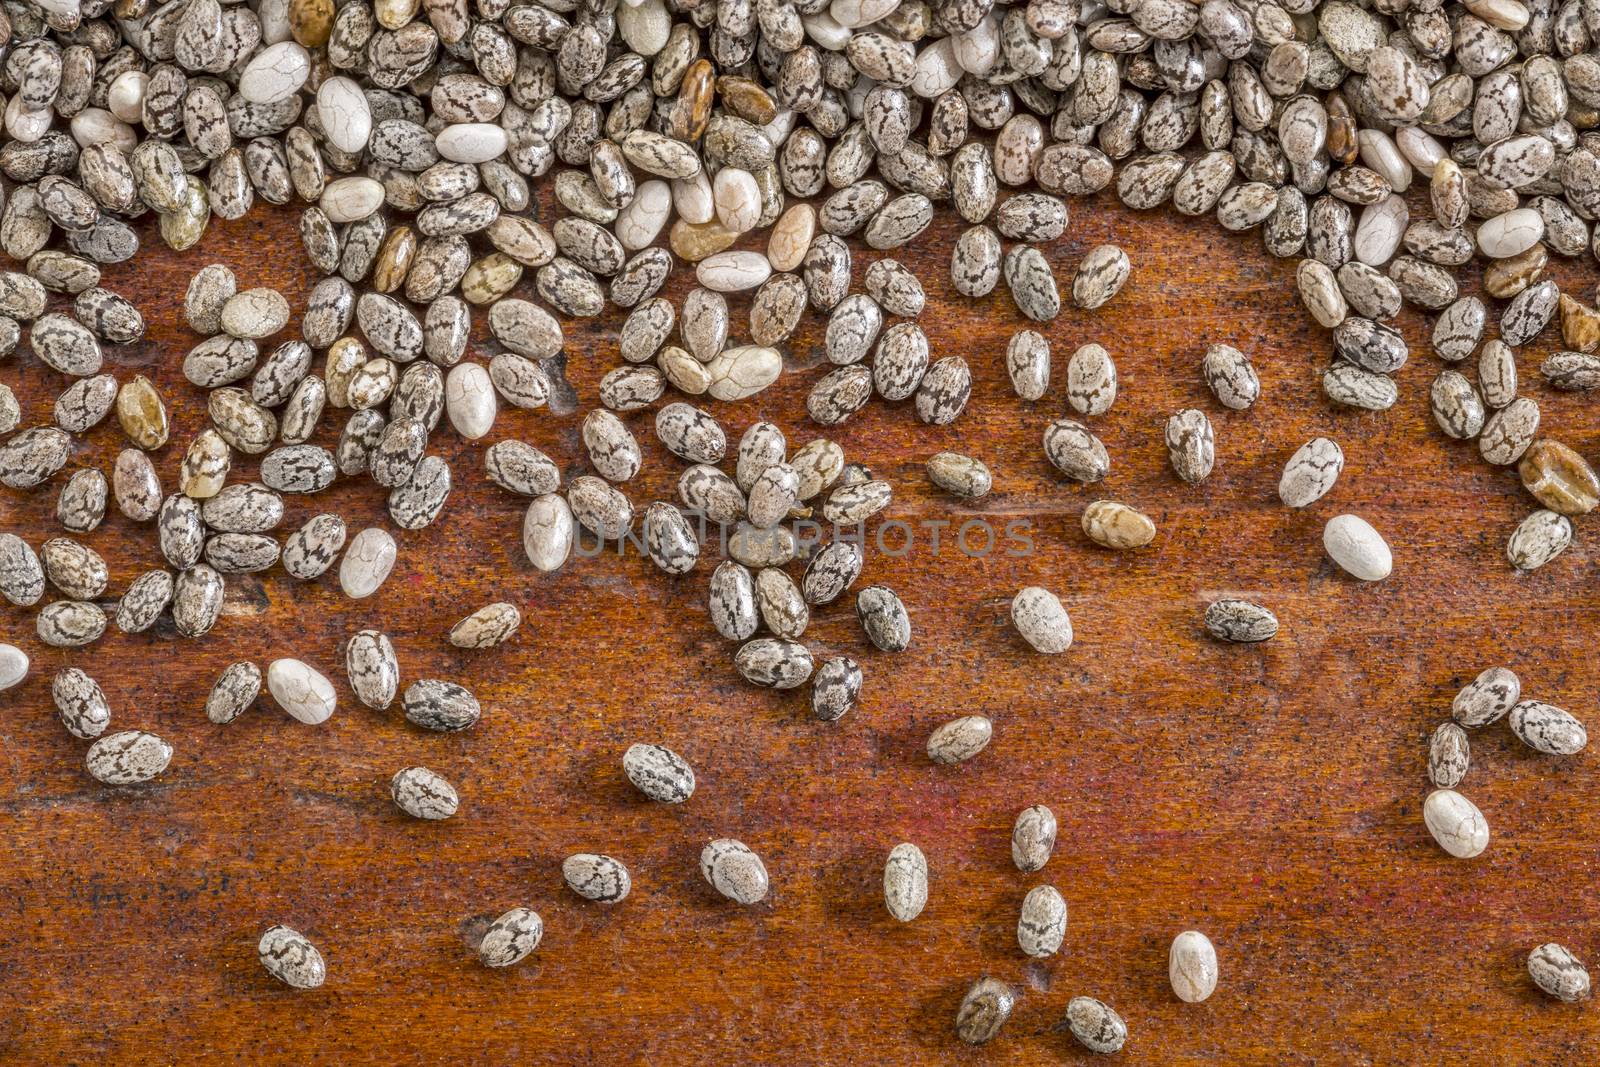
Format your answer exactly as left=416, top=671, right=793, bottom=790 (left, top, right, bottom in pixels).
left=812, top=842, right=883, bottom=928
left=904, top=975, right=971, bottom=1053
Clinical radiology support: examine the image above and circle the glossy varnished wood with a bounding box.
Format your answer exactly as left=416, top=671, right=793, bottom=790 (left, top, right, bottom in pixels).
left=1, top=192, right=1597, bottom=1064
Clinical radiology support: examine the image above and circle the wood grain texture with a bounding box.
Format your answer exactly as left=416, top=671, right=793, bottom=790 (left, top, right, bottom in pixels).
left=2, top=191, right=1598, bottom=1065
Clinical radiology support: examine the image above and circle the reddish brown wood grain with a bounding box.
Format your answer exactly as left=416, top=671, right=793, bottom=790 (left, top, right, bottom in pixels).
left=1, top=192, right=1598, bottom=1065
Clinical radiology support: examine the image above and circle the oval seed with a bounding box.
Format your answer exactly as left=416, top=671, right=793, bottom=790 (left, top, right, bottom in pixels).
left=1066, top=996, right=1129, bottom=1054
left=1429, top=722, right=1471, bottom=789
left=1507, top=510, right=1571, bottom=572
left=42, top=538, right=108, bottom=600
left=1509, top=701, right=1588, bottom=756
left=1082, top=500, right=1156, bottom=551
left=283, top=514, right=347, bottom=580
left=403, top=679, right=480, bottom=732
left=1452, top=667, right=1520, bottom=728
left=267, top=658, right=337, bottom=725
left=1528, top=944, right=1591, bottom=1003
left=1199, top=592, right=1279, bottom=641
left=1011, top=587, right=1071, bottom=653
left=1323, top=514, right=1392, bottom=581
left=700, top=838, right=769, bottom=904
left=811, top=657, right=862, bottom=723
left=391, top=766, right=459, bottom=820
left=1007, top=330, right=1050, bottom=401
left=0, top=536, right=45, bottom=606
left=37, top=599, right=105, bottom=648
left=1017, top=885, right=1067, bottom=958
left=641, top=503, right=700, bottom=576
left=0, top=644, right=27, bottom=692
left=883, top=843, right=928, bottom=923
left=207, top=661, right=262, bottom=725
left=172, top=566, right=225, bottom=638
left=1072, top=244, right=1130, bottom=309
left=1066, top=344, right=1118, bottom=416
left=473, top=908, right=544, bottom=972
left=857, top=586, right=911, bottom=652
left=449, top=603, right=521, bottom=650
left=1423, top=788, right=1489, bottom=858
left=1518, top=440, right=1600, bottom=515
left=1203, top=344, right=1260, bottom=409
left=54, top=668, right=111, bottom=740
left=346, top=630, right=399, bottom=711
left=85, top=730, right=172, bottom=785
left=445, top=362, right=497, bottom=441
left=955, top=977, right=1014, bottom=1045
left=1043, top=420, right=1110, bottom=483
left=1166, top=409, right=1216, bottom=483
left=257, top=926, right=325, bottom=990
left=801, top=543, right=862, bottom=608
left=656, top=403, right=727, bottom=463
left=925, top=453, right=991, bottom=500
left=1279, top=438, right=1344, bottom=508
left=710, top=562, right=759, bottom=641
left=219, top=288, right=290, bottom=339
left=338, top=527, right=397, bottom=599
left=478, top=908, right=543, bottom=969
left=115, top=569, right=173, bottom=634
left=1012, top=805, right=1056, bottom=873
left=1169, top=931, right=1219, bottom=1003
left=622, top=743, right=695, bottom=804
left=734, top=638, right=813, bottom=688
left=927, top=715, right=992, bottom=765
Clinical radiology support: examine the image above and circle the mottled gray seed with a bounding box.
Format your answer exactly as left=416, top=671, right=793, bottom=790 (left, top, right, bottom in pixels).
left=1528, top=943, right=1591, bottom=1002
left=1452, top=667, right=1520, bottom=728
left=114, top=569, right=173, bottom=635
left=1429, top=722, right=1470, bottom=789
left=1204, top=599, right=1278, bottom=642
left=1012, top=805, right=1057, bottom=872
left=1017, top=885, right=1067, bottom=958
left=1165, top=409, right=1216, bottom=484
left=1509, top=701, right=1587, bottom=756
left=955, top=977, right=1014, bottom=1045
left=810, top=656, right=862, bottom=723
left=883, top=842, right=928, bottom=922
left=623, top=743, right=696, bottom=803
left=403, top=678, right=480, bottom=732
left=1279, top=438, right=1344, bottom=508
left=37, top=600, right=107, bottom=648
left=477, top=908, right=543, bottom=968
left=257, top=926, right=325, bottom=990
left=391, top=766, right=459, bottom=820
left=1072, top=244, right=1130, bottom=309
left=0, top=534, right=44, bottom=607
left=85, top=730, right=172, bottom=785
left=207, top=661, right=262, bottom=725
left=283, top=514, right=347, bottom=580
left=53, top=667, right=111, bottom=739
left=1043, top=419, right=1110, bottom=483
left=1066, top=996, right=1128, bottom=1054
left=341, top=629, right=398, bottom=712
left=700, top=838, right=769, bottom=904
left=734, top=637, right=813, bottom=688
left=449, top=603, right=521, bottom=649
left=1202, top=344, right=1260, bottom=409
left=927, top=715, right=992, bottom=765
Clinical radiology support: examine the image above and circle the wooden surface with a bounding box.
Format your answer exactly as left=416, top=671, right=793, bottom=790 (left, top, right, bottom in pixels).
left=2, top=191, right=1598, bottom=1065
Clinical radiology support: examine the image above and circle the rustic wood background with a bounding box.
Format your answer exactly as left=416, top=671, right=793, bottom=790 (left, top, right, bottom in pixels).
left=1, top=190, right=1597, bottom=1065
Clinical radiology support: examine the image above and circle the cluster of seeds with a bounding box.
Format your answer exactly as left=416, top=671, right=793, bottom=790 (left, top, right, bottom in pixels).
left=0, top=0, right=1596, bottom=1037
left=1416, top=665, right=1592, bottom=1001
left=1424, top=663, right=1589, bottom=863
left=933, top=804, right=1218, bottom=1049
